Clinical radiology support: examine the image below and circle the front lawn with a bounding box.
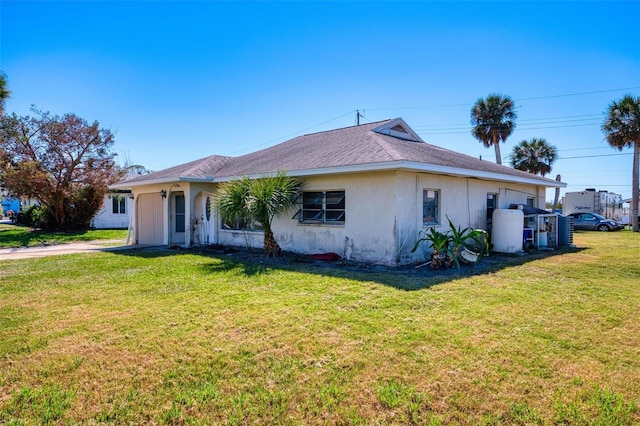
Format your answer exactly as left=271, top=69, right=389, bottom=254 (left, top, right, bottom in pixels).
left=0, top=231, right=638, bottom=424
left=0, top=223, right=127, bottom=248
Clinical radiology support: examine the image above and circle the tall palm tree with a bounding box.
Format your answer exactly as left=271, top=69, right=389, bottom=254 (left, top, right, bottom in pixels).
left=602, top=94, right=640, bottom=232
left=0, top=71, right=10, bottom=116
left=470, top=94, right=517, bottom=165
left=216, top=172, right=303, bottom=256
left=509, top=137, right=558, bottom=177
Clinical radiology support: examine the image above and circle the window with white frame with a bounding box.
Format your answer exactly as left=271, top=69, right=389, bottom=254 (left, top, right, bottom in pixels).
left=221, top=216, right=264, bottom=231
left=112, top=196, right=126, bottom=214
left=295, top=191, right=346, bottom=224
left=423, top=189, right=440, bottom=226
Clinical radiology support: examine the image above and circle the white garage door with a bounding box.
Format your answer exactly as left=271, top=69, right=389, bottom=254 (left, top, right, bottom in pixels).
left=137, top=193, right=164, bottom=245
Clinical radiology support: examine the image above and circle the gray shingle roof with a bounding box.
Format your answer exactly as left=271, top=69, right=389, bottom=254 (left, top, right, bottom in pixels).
left=121, top=154, right=232, bottom=184
left=117, top=118, right=561, bottom=187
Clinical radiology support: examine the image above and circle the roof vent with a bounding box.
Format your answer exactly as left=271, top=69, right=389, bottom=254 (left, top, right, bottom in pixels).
left=372, top=119, right=424, bottom=143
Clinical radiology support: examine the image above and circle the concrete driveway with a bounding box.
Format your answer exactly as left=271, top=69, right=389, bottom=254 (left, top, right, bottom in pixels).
left=0, top=241, right=135, bottom=260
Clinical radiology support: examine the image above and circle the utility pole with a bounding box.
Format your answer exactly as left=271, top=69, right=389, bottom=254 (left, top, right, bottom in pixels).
left=356, top=110, right=363, bottom=125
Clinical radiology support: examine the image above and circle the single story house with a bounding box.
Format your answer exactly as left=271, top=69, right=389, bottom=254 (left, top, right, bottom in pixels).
left=112, top=118, right=565, bottom=264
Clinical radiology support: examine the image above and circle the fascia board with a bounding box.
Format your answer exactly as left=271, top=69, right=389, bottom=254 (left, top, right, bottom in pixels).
left=213, top=161, right=565, bottom=188
left=115, top=162, right=566, bottom=189
left=110, top=175, right=213, bottom=189
left=397, top=161, right=567, bottom=188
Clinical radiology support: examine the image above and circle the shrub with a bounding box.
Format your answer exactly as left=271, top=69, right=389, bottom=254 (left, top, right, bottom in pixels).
left=17, top=205, right=55, bottom=230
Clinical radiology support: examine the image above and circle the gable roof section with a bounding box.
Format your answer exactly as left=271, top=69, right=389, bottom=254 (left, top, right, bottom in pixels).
left=118, top=155, right=232, bottom=186
left=114, top=118, right=565, bottom=189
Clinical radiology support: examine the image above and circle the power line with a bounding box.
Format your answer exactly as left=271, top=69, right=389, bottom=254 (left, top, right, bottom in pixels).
left=363, top=86, right=639, bottom=112
left=226, top=110, right=357, bottom=155
left=516, top=87, right=640, bottom=102
left=410, top=113, right=607, bottom=135
left=558, top=152, right=633, bottom=160
left=413, top=115, right=601, bottom=131
left=416, top=121, right=601, bottom=135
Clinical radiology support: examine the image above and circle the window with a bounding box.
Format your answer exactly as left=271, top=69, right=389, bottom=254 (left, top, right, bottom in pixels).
left=175, top=195, right=185, bottom=233
left=221, top=216, right=263, bottom=231
left=487, top=193, right=498, bottom=222
left=112, top=197, right=126, bottom=214
left=205, top=196, right=211, bottom=221
left=423, top=189, right=440, bottom=226
left=526, top=197, right=535, bottom=208
left=295, top=191, right=346, bottom=224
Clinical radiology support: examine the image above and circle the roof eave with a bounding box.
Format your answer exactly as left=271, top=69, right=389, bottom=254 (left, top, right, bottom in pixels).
left=398, top=161, right=567, bottom=188
left=212, top=161, right=565, bottom=188
left=110, top=175, right=213, bottom=189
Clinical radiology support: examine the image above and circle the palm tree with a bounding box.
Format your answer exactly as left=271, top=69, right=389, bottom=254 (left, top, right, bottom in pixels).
left=216, top=172, right=303, bottom=256
left=470, top=94, right=517, bottom=165
left=0, top=71, right=10, bottom=116
left=602, top=94, right=640, bottom=232
left=509, top=137, right=558, bottom=176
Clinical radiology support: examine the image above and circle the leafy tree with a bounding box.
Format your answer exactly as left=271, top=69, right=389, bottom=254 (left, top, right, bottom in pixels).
left=602, top=94, right=640, bottom=232
left=470, top=94, right=517, bottom=165
left=0, top=109, right=123, bottom=230
left=0, top=71, right=10, bottom=116
left=509, top=137, right=558, bottom=176
left=216, top=172, right=303, bottom=257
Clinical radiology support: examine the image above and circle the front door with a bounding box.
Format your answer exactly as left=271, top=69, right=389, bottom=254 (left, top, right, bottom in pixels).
left=170, top=193, right=185, bottom=245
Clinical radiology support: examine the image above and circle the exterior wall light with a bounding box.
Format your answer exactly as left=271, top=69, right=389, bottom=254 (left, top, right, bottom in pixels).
left=160, top=190, right=167, bottom=199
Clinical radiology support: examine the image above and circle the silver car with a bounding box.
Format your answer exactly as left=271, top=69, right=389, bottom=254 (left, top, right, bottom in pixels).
left=567, top=212, right=623, bottom=231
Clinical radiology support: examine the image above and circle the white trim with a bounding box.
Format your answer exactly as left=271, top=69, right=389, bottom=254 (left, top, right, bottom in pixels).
left=110, top=175, right=212, bottom=189
left=212, top=161, right=566, bottom=188
left=372, top=118, right=424, bottom=142
left=112, top=161, right=566, bottom=190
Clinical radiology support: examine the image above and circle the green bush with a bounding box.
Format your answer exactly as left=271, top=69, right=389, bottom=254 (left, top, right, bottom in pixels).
left=17, top=205, right=55, bottom=230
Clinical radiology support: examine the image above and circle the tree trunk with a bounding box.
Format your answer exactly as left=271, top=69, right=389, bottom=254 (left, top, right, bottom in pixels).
left=493, top=134, right=502, bottom=165
left=263, top=228, right=282, bottom=257
left=552, top=174, right=561, bottom=213
left=52, top=194, right=66, bottom=230
left=632, top=143, right=639, bottom=232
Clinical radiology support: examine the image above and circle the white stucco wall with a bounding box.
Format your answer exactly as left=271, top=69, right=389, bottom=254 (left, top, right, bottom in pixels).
left=91, top=194, right=133, bottom=229
left=125, top=171, right=548, bottom=264
left=273, top=172, right=398, bottom=264
left=394, top=171, right=546, bottom=264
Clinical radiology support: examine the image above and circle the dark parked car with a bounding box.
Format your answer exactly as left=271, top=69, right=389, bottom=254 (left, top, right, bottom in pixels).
left=567, top=212, right=623, bottom=231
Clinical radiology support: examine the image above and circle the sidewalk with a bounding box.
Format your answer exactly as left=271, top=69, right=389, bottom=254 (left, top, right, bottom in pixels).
left=0, top=241, right=136, bottom=261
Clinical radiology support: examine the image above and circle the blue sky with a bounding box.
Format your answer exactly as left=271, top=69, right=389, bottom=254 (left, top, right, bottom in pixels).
left=2, top=1, right=639, bottom=201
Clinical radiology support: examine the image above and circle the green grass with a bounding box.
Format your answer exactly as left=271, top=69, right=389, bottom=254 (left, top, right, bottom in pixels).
left=0, top=223, right=127, bottom=248
left=0, top=231, right=638, bottom=424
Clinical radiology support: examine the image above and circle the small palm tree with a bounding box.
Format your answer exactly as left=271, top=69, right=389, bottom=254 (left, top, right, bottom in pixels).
left=216, top=172, right=303, bottom=256
left=470, top=94, right=517, bottom=165
left=509, top=137, right=558, bottom=177
left=602, top=94, right=640, bottom=232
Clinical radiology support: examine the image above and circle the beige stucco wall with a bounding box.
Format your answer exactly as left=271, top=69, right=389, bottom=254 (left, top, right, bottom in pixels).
left=273, top=171, right=398, bottom=264
left=126, top=171, right=547, bottom=264
left=394, top=171, right=545, bottom=264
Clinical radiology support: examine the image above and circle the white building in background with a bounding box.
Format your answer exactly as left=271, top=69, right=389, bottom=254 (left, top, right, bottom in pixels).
left=91, top=190, right=133, bottom=229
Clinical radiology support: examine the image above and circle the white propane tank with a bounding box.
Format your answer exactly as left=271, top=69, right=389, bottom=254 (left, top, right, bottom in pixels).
left=492, top=209, right=524, bottom=253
